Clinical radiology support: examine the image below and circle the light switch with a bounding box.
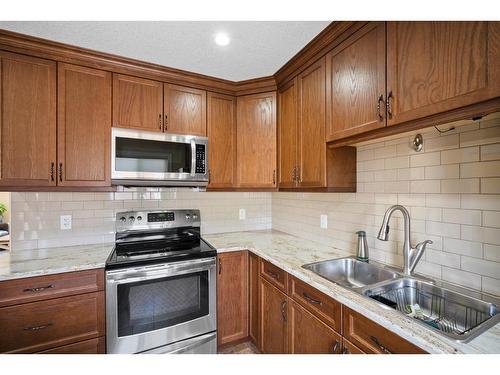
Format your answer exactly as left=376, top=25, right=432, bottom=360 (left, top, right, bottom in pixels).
left=320, top=214, right=328, bottom=229
left=239, top=208, right=246, bottom=220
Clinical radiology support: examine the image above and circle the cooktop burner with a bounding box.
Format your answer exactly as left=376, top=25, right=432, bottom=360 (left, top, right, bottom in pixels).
left=106, top=209, right=216, bottom=269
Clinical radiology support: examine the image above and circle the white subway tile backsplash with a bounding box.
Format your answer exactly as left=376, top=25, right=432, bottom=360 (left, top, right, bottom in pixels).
left=410, top=152, right=441, bottom=167
left=483, top=211, right=500, bottom=228
left=480, top=143, right=500, bottom=161
left=484, top=244, right=500, bottom=262
left=460, top=160, right=500, bottom=178
left=481, top=178, right=500, bottom=194
left=443, top=238, right=483, bottom=258
left=441, top=147, right=479, bottom=164
left=481, top=277, right=500, bottom=296
left=442, top=208, right=481, bottom=226
left=442, top=267, right=482, bottom=290
left=425, top=164, right=459, bottom=179
left=410, top=180, right=441, bottom=194
left=461, top=194, right=500, bottom=210
left=461, top=257, right=500, bottom=279
left=460, top=126, right=500, bottom=147
left=441, top=179, right=480, bottom=194
left=425, top=134, right=459, bottom=152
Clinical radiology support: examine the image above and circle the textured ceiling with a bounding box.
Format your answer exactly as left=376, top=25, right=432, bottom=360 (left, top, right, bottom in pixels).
left=0, top=21, right=330, bottom=81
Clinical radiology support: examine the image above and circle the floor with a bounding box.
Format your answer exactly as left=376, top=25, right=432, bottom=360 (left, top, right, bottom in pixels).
left=218, top=340, right=259, bottom=354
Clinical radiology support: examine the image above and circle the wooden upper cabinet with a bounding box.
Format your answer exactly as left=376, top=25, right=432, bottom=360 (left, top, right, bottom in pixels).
left=207, top=92, right=236, bottom=188
left=387, top=21, right=500, bottom=126
left=164, top=84, right=207, bottom=136
left=216, top=251, right=249, bottom=347
left=297, top=58, right=327, bottom=187
left=58, top=63, right=112, bottom=187
left=326, top=22, right=386, bottom=141
left=259, top=278, right=288, bottom=354
left=236, top=92, right=277, bottom=188
left=278, top=78, right=298, bottom=188
left=0, top=51, right=56, bottom=187
left=112, top=74, right=163, bottom=132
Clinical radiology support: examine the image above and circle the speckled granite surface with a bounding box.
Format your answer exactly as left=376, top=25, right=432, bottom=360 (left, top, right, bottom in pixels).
left=0, top=243, right=114, bottom=281
left=203, top=229, right=500, bottom=354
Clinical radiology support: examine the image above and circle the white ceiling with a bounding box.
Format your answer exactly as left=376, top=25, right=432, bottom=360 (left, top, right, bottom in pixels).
left=0, top=21, right=330, bottom=81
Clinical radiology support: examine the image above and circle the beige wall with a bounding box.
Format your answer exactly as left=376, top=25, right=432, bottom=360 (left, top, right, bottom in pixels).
left=0, top=192, right=10, bottom=223
left=273, top=114, right=500, bottom=297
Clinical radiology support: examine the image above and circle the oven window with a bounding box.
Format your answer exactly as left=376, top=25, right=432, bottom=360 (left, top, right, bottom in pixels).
left=115, top=137, right=192, bottom=174
left=117, top=271, right=209, bottom=337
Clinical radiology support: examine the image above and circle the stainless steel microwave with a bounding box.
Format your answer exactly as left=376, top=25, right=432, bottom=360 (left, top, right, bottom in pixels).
left=111, top=127, right=208, bottom=187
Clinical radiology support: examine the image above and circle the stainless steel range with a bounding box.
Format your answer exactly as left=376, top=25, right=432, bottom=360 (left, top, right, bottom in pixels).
left=105, top=209, right=217, bottom=354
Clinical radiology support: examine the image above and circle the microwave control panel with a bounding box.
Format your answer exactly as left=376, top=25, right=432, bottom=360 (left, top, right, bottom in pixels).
left=195, top=144, right=206, bottom=174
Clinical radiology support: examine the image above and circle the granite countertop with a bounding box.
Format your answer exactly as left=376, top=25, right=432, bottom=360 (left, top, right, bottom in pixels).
left=203, top=229, right=500, bottom=354
left=0, top=243, right=114, bottom=281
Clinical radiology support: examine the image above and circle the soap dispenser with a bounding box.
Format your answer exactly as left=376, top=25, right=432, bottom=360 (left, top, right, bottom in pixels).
left=356, top=231, right=369, bottom=262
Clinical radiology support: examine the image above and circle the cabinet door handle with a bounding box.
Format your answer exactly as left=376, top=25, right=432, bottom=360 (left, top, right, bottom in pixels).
left=280, top=300, right=287, bottom=322
left=208, top=169, right=211, bottom=184
left=23, top=284, right=54, bottom=293
left=58, top=162, right=63, bottom=182
left=164, top=114, right=168, bottom=131
left=292, top=166, right=296, bottom=183
left=370, top=335, right=393, bottom=354
left=331, top=340, right=340, bottom=353
left=23, top=322, right=53, bottom=331
left=342, top=347, right=349, bottom=354
left=272, top=170, right=276, bottom=185
left=218, top=258, right=222, bottom=275
left=297, top=166, right=301, bottom=183
left=302, top=292, right=322, bottom=305
left=387, top=91, right=393, bottom=119
left=50, top=162, right=55, bottom=182
left=266, top=269, right=279, bottom=280
left=158, top=113, right=162, bottom=130
left=377, top=94, right=384, bottom=121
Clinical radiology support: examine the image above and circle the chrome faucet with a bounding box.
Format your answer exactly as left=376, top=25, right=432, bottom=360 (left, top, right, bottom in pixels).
left=377, top=205, right=432, bottom=276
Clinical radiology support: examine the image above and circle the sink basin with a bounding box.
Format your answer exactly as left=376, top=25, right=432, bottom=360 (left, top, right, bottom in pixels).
left=362, top=278, right=500, bottom=342
left=302, top=257, right=399, bottom=289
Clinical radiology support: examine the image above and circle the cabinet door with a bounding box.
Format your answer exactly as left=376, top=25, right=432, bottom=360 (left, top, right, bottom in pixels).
left=298, top=58, right=327, bottom=187
left=326, top=22, right=386, bottom=141
left=387, top=21, right=500, bottom=126
left=236, top=92, right=277, bottom=188
left=216, top=251, right=248, bottom=347
left=278, top=78, right=298, bottom=188
left=58, top=63, right=111, bottom=187
left=288, top=301, right=342, bottom=354
left=248, top=252, right=260, bottom=347
left=259, top=278, right=288, bottom=353
left=39, top=337, right=105, bottom=354
left=112, top=74, right=163, bottom=132
left=164, top=84, right=207, bottom=136
left=207, top=92, right=236, bottom=188
left=0, top=51, right=56, bottom=187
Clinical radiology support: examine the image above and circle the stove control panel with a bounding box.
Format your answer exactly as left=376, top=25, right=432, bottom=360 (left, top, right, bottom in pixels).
left=115, top=209, right=201, bottom=232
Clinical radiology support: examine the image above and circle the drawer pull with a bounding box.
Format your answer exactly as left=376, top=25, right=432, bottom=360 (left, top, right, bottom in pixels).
left=266, top=269, right=279, bottom=280
left=23, top=323, right=53, bottom=331
left=342, top=347, right=349, bottom=354
left=23, top=285, right=54, bottom=293
left=370, top=335, right=393, bottom=354
left=302, top=292, right=322, bottom=305
left=331, top=340, right=340, bottom=353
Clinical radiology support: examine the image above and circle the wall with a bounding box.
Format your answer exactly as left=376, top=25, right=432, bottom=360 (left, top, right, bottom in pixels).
left=10, top=190, right=271, bottom=250
left=273, top=114, right=500, bottom=297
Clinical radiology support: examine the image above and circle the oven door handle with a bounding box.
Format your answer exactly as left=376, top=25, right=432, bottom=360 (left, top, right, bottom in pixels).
left=106, top=257, right=216, bottom=284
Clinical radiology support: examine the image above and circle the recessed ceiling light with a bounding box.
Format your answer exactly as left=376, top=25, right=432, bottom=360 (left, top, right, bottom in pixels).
left=214, top=32, right=230, bottom=46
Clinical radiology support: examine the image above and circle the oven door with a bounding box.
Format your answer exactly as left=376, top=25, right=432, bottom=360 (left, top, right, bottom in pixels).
left=106, top=257, right=216, bottom=354
left=111, top=127, right=208, bottom=186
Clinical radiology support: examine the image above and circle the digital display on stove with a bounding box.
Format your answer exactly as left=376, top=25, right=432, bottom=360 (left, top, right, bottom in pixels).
left=148, top=212, right=175, bottom=222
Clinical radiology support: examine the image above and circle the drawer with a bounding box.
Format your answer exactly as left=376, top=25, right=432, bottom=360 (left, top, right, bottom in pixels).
left=342, top=306, right=426, bottom=354
left=260, top=258, right=288, bottom=292
left=342, top=338, right=365, bottom=354
left=289, top=276, right=342, bottom=333
left=0, top=291, right=105, bottom=353
left=38, top=337, right=105, bottom=354
left=0, top=269, right=104, bottom=307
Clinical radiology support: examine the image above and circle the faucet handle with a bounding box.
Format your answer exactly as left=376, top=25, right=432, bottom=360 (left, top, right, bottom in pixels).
left=416, top=239, right=433, bottom=250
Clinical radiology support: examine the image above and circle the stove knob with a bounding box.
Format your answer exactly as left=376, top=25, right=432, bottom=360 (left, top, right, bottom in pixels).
left=137, top=216, right=142, bottom=222
left=129, top=216, right=135, bottom=223
left=119, top=216, right=126, bottom=223
left=192, top=214, right=198, bottom=220
left=185, top=214, right=191, bottom=220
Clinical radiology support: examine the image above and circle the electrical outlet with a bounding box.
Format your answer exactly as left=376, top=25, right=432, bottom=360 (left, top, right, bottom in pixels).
left=239, top=208, right=246, bottom=220
left=320, top=214, right=328, bottom=229
left=60, top=215, right=72, bottom=230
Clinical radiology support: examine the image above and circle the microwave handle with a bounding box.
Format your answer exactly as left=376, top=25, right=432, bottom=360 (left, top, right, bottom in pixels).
left=190, top=139, right=196, bottom=177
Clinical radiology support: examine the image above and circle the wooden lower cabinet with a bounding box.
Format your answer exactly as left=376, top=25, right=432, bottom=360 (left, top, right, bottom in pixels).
left=343, top=306, right=426, bottom=354
left=342, top=338, right=365, bottom=354
left=259, top=277, right=288, bottom=353
left=39, top=337, right=105, bottom=354
left=248, top=252, right=260, bottom=347
left=216, top=251, right=249, bottom=347
left=288, top=300, right=342, bottom=354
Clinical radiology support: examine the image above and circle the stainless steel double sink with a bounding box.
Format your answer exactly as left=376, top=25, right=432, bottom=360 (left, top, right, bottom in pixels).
left=303, top=257, right=500, bottom=342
